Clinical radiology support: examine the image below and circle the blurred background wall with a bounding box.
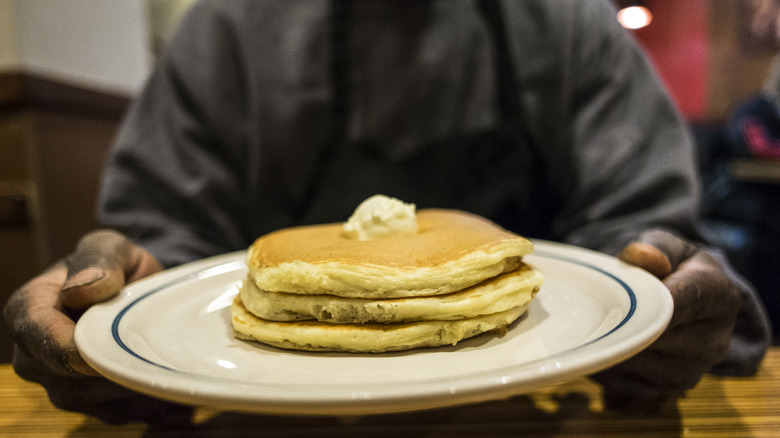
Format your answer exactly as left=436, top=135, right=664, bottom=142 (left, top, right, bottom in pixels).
left=0, top=0, right=152, bottom=362
left=0, top=0, right=778, bottom=362
left=629, top=0, right=779, bottom=122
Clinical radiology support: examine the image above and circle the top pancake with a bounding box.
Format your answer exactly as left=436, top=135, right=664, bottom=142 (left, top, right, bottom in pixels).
left=246, top=209, right=533, bottom=299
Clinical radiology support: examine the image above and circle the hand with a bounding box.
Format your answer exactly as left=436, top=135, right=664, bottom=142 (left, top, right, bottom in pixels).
left=591, top=229, right=741, bottom=411
left=3, top=230, right=191, bottom=424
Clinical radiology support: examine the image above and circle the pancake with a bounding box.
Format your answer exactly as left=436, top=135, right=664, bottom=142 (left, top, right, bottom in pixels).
left=245, top=209, right=533, bottom=299
left=233, top=199, right=541, bottom=354
left=240, top=263, right=543, bottom=323
left=231, top=296, right=527, bottom=353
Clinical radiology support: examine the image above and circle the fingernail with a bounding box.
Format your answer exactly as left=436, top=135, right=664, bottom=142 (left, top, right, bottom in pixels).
left=62, top=267, right=106, bottom=291
left=620, top=242, right=672, bottom=278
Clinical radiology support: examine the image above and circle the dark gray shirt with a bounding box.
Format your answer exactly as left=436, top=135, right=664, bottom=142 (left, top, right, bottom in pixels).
left=97, top=0, right=770, bottom=373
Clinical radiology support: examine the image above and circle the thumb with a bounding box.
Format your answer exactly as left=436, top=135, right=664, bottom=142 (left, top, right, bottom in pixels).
left=60, top=229, right=162, bottom=309
left=618, top=229, right=698, bottom=279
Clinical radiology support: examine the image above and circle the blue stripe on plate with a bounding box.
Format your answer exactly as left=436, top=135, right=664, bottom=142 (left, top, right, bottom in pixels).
left=111, top=253, right=638, bottom=371
left=533, top=249, right=637, bottom=339
left=111, top=260, right=245, bottom=370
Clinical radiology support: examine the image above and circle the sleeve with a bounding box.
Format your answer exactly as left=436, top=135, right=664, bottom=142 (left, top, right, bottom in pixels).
left=97, top=0, right=252, bottom=267
left=528, top=0, right=702, bottom=255
left=510, top=0, right=771, bottom=373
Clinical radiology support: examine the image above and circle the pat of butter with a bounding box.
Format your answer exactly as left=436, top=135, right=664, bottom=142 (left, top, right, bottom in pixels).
left=343, top=195, right=417, bottom=241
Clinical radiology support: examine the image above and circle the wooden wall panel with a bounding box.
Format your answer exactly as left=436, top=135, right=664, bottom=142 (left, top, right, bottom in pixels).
left=0, top=72, right=129, bottom=363
left=708, top=0, right=777, bottom=122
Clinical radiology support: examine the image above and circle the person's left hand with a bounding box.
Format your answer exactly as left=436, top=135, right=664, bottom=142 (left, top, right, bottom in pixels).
left=591, top=229, right=741, bottom=410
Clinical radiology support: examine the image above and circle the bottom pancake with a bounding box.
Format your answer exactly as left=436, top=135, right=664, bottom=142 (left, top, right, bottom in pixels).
left=231, top=296, right=527, bottom=353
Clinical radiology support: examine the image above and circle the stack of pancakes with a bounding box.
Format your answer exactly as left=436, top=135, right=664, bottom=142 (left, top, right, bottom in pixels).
left=231, top=209, right=543, bottom=353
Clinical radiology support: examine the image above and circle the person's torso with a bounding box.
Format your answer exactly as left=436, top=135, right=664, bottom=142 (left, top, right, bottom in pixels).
left=241, top=0, right=554, bottom=239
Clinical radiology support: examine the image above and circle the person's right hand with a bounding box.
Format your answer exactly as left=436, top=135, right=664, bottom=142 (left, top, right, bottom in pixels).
left=2, top=229, right=193, bottom=424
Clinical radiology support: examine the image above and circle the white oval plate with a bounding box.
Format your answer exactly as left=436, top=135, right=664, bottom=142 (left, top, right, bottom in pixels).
left=75, top=240, right=672, bottom=416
